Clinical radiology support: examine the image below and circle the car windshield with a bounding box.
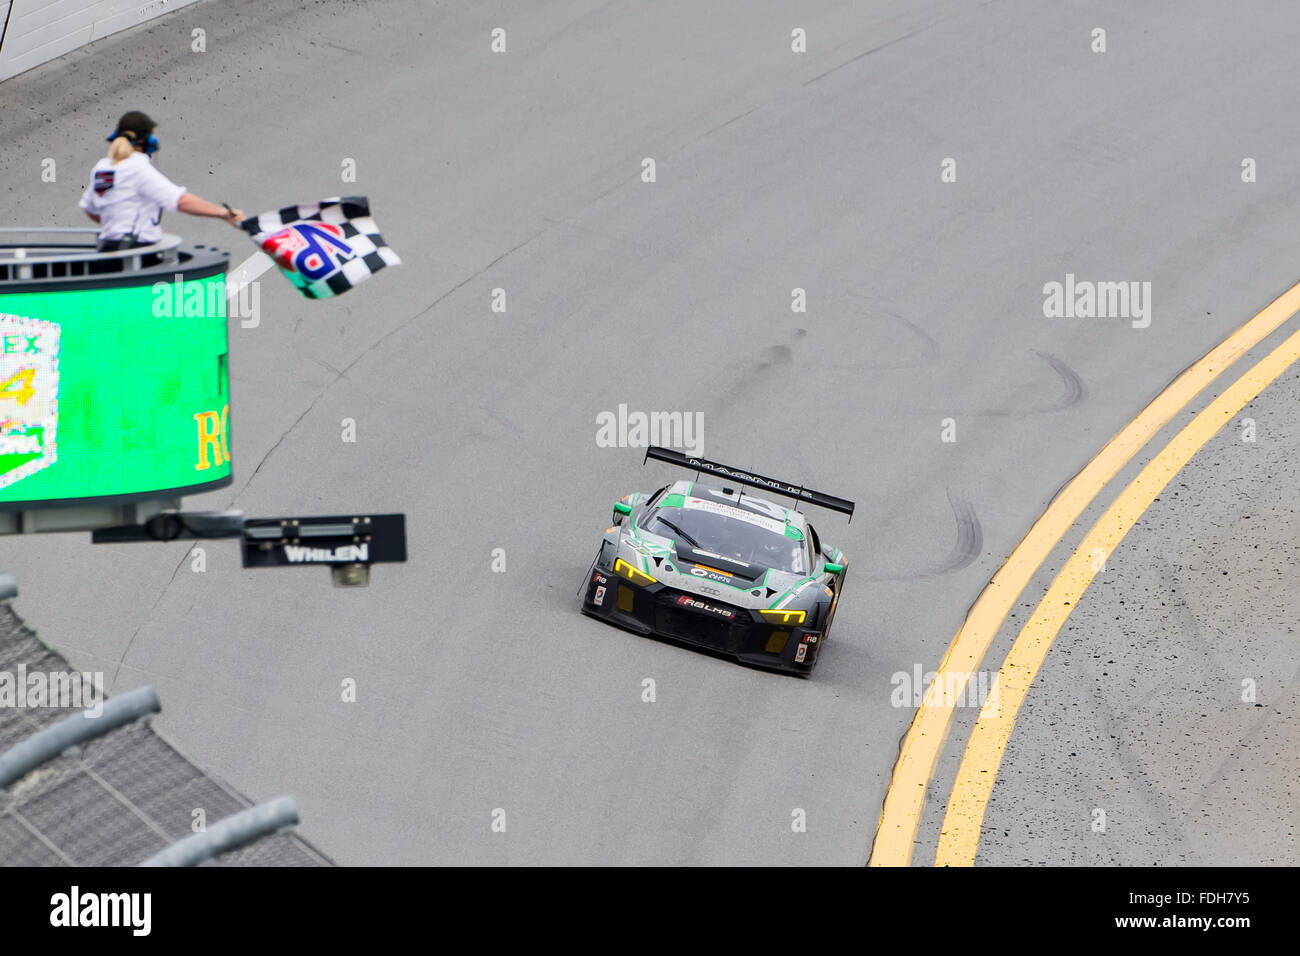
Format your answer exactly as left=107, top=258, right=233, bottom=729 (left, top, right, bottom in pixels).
left=645, top=502, right=808, bottom=574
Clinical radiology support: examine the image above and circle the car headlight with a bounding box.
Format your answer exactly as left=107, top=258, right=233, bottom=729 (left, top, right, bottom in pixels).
left=760, top=608, right=806, bottom=625
left=614, top=557, right=657, bottom=587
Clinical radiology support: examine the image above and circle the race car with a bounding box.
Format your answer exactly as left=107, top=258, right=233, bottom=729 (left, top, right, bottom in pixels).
left=580, top=446, right=853, bottom=675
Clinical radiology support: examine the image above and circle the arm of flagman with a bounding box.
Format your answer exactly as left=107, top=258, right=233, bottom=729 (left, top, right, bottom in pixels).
left=177, top=193, right=244, bottom=224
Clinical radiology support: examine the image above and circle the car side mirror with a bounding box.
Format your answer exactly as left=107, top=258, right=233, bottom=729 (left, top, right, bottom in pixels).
left=824, top=561, right=844, bottom=574
left=613, top=500, right=632, bottom=523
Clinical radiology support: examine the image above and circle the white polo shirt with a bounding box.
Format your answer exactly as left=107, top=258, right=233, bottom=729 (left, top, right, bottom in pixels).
left=78, top=152, right=186, bottom=244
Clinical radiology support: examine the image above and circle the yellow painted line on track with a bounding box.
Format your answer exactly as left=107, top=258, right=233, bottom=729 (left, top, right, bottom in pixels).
left=869, top=281, right=1300, bottom=866
left=935, top=319, right=1300, bottom=866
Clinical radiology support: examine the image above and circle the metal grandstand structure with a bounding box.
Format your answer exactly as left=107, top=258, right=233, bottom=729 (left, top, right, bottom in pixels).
left=0, top=586, right=332, bottom=866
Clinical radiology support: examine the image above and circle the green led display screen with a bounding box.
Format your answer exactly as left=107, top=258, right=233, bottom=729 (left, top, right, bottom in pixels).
left=0, top=272, right=231, bottom=507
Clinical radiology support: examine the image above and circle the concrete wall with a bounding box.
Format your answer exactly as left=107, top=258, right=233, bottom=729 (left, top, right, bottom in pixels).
left=0, top=0, right=199, bottom=82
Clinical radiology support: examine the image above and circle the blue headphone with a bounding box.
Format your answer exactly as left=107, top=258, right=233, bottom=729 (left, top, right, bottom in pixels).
left=106, top=129, right=159, bottom=155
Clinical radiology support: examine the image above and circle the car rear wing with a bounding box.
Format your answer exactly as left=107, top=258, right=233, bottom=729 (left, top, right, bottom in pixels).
left=643, top=446, right=855, bottom=520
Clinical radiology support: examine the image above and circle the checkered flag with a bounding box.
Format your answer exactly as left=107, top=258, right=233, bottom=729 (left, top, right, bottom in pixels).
left=239, top=196, right=401, bottom=299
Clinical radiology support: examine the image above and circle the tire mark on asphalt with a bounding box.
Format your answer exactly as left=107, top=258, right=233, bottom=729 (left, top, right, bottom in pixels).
left=888, top=350, right=1088, bottom=416
left=858, top=490, right=982, bottom=581
left=1029, top=350, right=1089, bottom=414
left=972, top=350, right=1088, bottom=416
left=801, top=0, right=988, bottom=88
left=802, top=22, right=942, bottom=86
left=925, top=491, right=983, bottom=576
left=832, top=294, right=943, bottom=370
left=889, top=313, right=943, bottom=368
left=715, top=342, right=795, bottom=409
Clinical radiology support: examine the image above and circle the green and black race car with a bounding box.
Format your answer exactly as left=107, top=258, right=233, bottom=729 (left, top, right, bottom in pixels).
left=581, top=447, right=853, bottom=675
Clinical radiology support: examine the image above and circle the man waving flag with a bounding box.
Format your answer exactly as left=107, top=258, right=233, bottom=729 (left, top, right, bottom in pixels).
left=240, top=196, right=401, bottom=299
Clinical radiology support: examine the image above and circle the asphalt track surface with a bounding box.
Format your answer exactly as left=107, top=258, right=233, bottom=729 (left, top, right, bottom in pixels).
left=973, top=367, right=1300, bottom=866
left=1, top=0, right=1298, bottom=865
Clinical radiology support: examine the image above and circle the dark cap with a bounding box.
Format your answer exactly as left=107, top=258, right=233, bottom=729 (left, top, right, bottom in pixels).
left=114, top=110, right=156, bottom=141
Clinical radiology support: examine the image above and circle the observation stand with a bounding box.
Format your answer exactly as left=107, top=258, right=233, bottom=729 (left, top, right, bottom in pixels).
left=0, top=228, right=404, bottom=585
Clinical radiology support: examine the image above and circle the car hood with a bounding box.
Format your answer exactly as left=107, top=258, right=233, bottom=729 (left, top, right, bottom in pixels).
left=619, top=528, right=823, bottom=611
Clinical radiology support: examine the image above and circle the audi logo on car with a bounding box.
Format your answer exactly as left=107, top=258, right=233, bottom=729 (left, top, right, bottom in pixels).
left=676, top=594, right=735, bottom=619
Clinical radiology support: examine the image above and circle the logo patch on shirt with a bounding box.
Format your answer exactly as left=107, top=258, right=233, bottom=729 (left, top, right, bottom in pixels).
left=93, top=170, right=115, bottom=196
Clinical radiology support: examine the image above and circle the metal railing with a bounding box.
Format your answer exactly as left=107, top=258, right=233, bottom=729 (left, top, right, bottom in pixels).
left=0, top=227, right=183, bottom=282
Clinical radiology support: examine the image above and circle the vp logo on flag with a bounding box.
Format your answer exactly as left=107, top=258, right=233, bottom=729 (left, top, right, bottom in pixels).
left=260, top=222, right=355, bottom=281
left=240, top=197, right=400, bottom=299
